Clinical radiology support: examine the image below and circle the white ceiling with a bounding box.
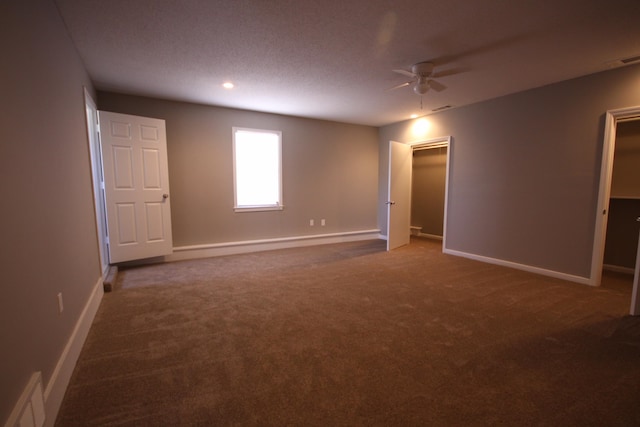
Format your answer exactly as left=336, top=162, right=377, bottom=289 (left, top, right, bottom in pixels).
left=54, top=0, right=640, bottom=127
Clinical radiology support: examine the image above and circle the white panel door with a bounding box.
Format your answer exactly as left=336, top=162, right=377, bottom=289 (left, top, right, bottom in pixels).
left=387, top=140, right=412, bottom=251
left=99, top=111, right=173, bottom=263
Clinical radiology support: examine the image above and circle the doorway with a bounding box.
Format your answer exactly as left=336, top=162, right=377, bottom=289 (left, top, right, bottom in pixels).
left=411, top=141, right=448, bottom=241
left=592, top=106, right=640, bottom=315
left=386, top=137, right=451, bottom=251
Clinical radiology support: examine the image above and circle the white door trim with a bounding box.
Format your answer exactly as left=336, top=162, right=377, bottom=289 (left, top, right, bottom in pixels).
left=632, top=227, right=640, bottom=315
left=83, top=88, right=109, bottom=276
left=591, top=105, right=640, bottom=314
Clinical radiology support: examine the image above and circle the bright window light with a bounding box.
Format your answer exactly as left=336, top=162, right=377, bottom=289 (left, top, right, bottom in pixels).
left=233, top=128, right=282, bottom=211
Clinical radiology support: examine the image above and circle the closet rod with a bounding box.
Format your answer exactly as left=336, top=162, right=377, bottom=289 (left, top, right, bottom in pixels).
left=413, top=143, right=448, bottom=151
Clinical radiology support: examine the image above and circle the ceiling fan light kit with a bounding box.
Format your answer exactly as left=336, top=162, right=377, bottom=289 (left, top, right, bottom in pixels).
left=391, top=61, right=447, bottom=96
left=414, top=78, right=430, bottom=95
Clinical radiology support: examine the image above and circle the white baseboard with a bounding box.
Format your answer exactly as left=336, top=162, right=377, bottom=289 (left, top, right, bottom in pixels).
left=42, top=277, right=104, bottom=427
left=381, top=233, right=443, bottom=241
left=417, top=232, right=443, bottom=241
left=603, top=264, right=635, bottom=275
left=443, top=247, right=592, bottom=286
left=166, top=229, right=382, bottom=262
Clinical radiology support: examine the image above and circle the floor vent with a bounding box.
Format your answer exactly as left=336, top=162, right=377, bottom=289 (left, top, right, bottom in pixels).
left=5, top=372, right=46, bottom=427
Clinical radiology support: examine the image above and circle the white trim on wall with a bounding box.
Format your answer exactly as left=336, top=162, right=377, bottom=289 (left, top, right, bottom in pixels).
left=417, top=232, right=444, bottom=241
left=603, top=264, right=635, bottom=275
left=42, top=277, right=104, bottom=427
left=444, top=247, right=591, bottom=285
left=166, top=229, right=381, bottom=262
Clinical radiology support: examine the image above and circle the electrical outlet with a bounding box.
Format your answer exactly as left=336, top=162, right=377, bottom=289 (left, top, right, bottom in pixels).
left=57, top=293, right=64, bottom=314
left=309, top=219, right=314, bottom=226
left=321, top=219, right=326, bottom=226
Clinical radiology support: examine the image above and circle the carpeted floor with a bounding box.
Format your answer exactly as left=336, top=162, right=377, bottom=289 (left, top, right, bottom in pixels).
left=55, top=238, right=640, bottom=426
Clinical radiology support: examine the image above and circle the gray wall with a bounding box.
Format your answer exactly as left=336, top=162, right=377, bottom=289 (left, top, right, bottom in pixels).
left=411, top=147, right=447, bottom=236
left=0, top=0, right=100, bottom=421
left=379, top=63, right=640, bottom=279
left=3, top=0, right=638, bottom=421
left=98, top=92, right=379, bottom=247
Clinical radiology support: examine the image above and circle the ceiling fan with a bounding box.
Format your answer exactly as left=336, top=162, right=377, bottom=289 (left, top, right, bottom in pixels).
left=389, top=61, right=447, bottom=95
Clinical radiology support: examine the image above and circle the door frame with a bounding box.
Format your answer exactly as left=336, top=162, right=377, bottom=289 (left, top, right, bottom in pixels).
left=591, top=105, right=640, bottom=314
left=83, top=88, right=110, bottom=276
left=408, top=136, right=452, bottom=250
left=386, top=136, right=452, bottom=250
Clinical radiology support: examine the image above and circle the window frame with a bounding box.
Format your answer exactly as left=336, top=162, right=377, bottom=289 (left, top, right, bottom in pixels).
left=232, top=127, right=283, bottom=212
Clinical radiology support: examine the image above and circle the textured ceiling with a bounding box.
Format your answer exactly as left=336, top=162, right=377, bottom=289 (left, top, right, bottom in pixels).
left=55, top=0, right=640, bottom=127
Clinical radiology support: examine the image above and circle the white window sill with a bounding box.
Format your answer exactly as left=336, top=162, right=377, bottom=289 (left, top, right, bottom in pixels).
left=234, top=205, right=284, bottom=213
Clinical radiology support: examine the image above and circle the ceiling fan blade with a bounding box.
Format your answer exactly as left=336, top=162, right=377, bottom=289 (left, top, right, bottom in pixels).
left=386, top=81, right=412, bottom=91
left=428, top=79, right=447, bottom=92
left=431, top=66, right=469, bottom=79
left=392, top=69, right=415, bottom=78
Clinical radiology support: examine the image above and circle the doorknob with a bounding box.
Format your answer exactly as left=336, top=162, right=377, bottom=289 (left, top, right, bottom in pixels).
left=386, top=201, right=396, bottom=205
left=163, top=193, right=169, bottom=199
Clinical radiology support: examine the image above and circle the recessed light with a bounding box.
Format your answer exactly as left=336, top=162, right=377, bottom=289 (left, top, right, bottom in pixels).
left=222, top=82, right=234, bottom=89
left=410, top=114, right=419, bottom=119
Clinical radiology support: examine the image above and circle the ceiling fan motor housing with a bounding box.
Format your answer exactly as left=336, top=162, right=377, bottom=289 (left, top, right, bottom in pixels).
left=411, top=62, right=434, bottom=76
left=411, top=62, right=434, bottom=94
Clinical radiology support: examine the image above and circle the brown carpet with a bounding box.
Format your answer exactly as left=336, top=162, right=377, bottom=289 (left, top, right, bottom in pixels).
left=55, top=238, right=640, bottom=426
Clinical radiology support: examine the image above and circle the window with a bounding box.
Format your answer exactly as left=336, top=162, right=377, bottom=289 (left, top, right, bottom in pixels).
left=232, top=127, right=282, bottom=212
